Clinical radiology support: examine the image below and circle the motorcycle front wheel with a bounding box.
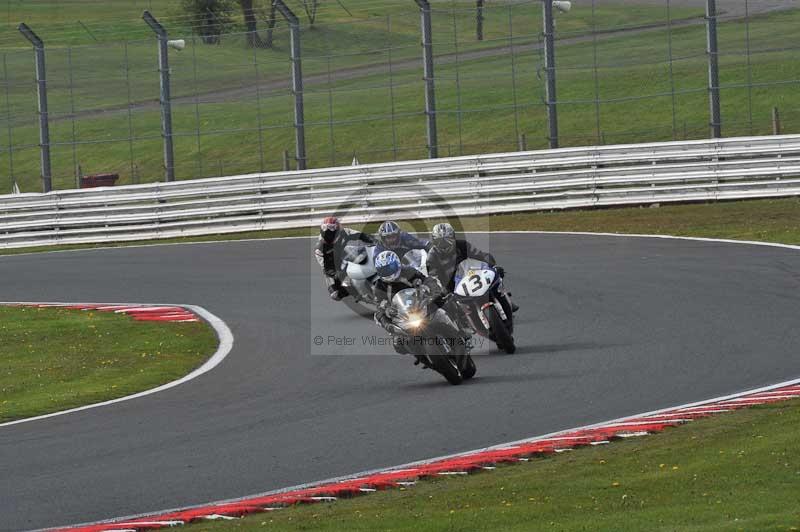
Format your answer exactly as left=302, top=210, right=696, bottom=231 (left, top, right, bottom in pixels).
left=461, top=355, right=476, bottom=380
left=484, top=305, right=515, bottom=354
left=424, top=324, right=464, bottom=385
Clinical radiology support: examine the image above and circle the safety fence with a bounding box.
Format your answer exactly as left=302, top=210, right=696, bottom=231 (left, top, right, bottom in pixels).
left=0, top=134, right=799, bottom=249
left=3, top=1, right=799, bottom=193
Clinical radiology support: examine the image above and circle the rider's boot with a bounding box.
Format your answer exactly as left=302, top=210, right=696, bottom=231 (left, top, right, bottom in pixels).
left=504, top=291, right=519, bottom=313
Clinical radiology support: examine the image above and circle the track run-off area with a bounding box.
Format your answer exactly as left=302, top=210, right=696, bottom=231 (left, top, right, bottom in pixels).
left=1, top=232, right=800, bottom=531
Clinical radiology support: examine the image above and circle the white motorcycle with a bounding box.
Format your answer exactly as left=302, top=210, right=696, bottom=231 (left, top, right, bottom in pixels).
left=451, top=258, right=516, bottom=354
left=401, top=248, right=428, bottom=276
left=341, top=244, right=378, bottom=304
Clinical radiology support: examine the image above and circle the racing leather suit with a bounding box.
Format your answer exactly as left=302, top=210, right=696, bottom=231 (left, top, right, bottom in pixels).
left=314, top=228, right=375, bottom=297
left=427, top=239, right=497, bottom=292
left=374, top=231, right=431, bottom=259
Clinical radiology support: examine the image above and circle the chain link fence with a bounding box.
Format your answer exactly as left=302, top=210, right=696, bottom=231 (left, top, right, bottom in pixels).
left=1, top=0, right=798, bottom=192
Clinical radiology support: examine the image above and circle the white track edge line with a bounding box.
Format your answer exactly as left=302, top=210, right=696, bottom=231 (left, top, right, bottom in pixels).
left=1, top=229, right=799, bottom=261
left=0, top=302, right=233, bottom=429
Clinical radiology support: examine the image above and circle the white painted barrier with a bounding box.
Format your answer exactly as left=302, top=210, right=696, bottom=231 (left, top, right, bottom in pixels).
left=1, top=135, right=799, bottom=248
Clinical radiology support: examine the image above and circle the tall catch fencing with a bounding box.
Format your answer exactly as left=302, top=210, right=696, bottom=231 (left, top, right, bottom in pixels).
left=0, top=0, right=798, bottom=193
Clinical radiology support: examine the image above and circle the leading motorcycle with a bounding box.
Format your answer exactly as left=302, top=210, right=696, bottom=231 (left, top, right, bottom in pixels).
left=382, top=283, right=476, bottom=385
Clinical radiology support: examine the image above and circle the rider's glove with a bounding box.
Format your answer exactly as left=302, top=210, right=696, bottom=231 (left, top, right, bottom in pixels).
left=329, top=285, right=349, bottom=301
left=495, top=266, right=505, bottom=278
left=385, top=323, right=404, bottom=336
left=438, top=292, right=453, bottom=306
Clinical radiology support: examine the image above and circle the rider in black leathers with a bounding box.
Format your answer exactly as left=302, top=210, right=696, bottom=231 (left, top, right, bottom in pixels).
left=314, top=216, right=375, bottom=301
left=426, top=223, right=518, bottom=314
left=371, top=249, right=441, bottom=334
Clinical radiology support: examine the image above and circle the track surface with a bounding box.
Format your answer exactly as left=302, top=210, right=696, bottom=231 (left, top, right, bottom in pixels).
left=1, top=234, right=800, bottom=531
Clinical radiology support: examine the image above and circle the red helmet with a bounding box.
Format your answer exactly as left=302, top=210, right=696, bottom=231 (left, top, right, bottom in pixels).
left=320, top=216, right=341, bottom=244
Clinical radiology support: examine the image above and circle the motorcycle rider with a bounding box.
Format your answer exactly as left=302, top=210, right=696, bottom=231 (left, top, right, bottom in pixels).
left=372, top=250, right=469, bottom=359
left=314, top=216, right=375, bottom=301
left=374, top=220, right=431, bottom=258
left=372, top=250, right=437, bottom=313
left=427, top=222, right=518, bottom=314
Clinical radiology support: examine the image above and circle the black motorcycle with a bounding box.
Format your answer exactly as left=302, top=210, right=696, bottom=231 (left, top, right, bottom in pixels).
left=382, top=283, right=476, bottom=385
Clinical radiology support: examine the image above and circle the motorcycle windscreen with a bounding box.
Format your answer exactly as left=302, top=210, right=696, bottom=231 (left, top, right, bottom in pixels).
left=343, top=243, right=376, bottom=281
left=391, top=288, right=422, bottom=318
left=401, top=249, right=428, bottom=276
left=454, top=258, right=496, bottom=297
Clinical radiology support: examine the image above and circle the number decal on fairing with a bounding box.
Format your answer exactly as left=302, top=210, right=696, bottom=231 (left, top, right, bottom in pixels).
left=461, top=274, right=483, bottom=295
left=469, top=274, right=483, bottom=291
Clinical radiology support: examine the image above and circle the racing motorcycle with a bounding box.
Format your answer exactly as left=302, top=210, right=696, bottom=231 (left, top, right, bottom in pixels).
left=451, top=258, right=516, bottom=354
left=401, top=248, right=428, bottom=276
left=340, top=246, right=427, bottom=309
left=383, top=283, right=476, bottom=385
left=341, top=243, right=379, bottom=305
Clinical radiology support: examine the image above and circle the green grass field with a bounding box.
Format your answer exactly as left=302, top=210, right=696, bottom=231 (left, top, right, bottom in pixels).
left=0, top=305, right=218, bottom=422
left=3, top=1, right=797, bottom=192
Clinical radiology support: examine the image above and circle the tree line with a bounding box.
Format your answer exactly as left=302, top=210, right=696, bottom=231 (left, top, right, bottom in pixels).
left=181, top=0, right=320, bottom=47
left=183, top=0, right=490, bottom=48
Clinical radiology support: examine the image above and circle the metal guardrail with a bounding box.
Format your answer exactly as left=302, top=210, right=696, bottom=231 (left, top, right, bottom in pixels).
left=1, top=135, right=799, bottom=249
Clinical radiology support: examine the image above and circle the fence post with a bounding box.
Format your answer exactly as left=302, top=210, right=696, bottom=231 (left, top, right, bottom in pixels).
left=143, top=11, right=176, bottom=182
left=542, top=0, right=559, bottom=149
left=705, top=0, right=722, bottom=138
left=18, top=23, right=52, bottom=192
left=415, top=0, right=438, bottom=159
left=275, top=0, right=306, bottom=170
left=772, top=107, right=781, bottom=135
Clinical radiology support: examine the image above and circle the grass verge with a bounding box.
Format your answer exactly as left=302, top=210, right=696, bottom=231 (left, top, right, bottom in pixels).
left=0, top=305, right=218, bottom=423
left=194, top=399, right=800, bottom=531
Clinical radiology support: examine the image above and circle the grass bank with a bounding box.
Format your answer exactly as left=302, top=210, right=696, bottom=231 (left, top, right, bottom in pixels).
left=0, top=305, right=218, bottom=423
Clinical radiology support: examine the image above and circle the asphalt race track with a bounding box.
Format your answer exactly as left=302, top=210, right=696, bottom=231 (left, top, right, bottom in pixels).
left=2, top=233, right=800, bottom=531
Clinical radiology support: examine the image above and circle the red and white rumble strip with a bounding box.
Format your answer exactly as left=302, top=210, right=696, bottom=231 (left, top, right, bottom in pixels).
left=51, top=380, right=800, bottom=532
left=17, top=303, right=201, bottom=323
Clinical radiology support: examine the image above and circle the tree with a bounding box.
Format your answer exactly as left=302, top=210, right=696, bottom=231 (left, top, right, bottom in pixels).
left=240, top=0, right=279, bottom=48
left=181, top=0, right=236, bottom=44
left=476, top=0, right=485, bottom=41
left=300, top=0, right=320, bottom=26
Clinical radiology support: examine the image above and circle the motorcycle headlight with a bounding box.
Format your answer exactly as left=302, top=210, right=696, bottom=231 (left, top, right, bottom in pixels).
left=405, top=311, right=424, bottom=329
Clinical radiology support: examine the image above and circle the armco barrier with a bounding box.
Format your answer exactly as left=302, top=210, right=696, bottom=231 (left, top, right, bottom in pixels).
left=2, top=135, right=800, bottom=249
